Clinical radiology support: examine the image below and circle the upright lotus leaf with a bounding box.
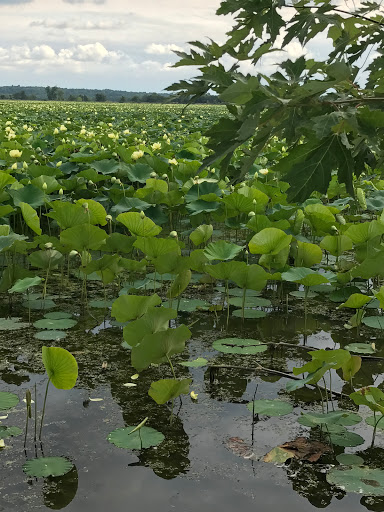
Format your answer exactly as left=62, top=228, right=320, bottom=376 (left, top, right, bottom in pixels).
left=345, top=220, right=384, bottom=245
left=42, top=346, right=78, bottom=390
left=31, top=175, right=61, bottom=194
left=282, top=267, right=329, bottom=287
left=9, top=276, right=42, bottom=293
left=0, top=233, right=27, bottom=253
left=185, top=181, right=222, bottom=202
left=350, top=386, right=384, bottom=414
left=111, top=294, right=162, bottom=323
left=0, top=171, right=15, bottom=189
left=339, top=293, right=372, bottom=309
left=133, top=237, right=180, bottom=259
left=104, top=233, right=136, bottom=254
left=231, top=262, right=268, bottom=291
left=76, top=199, right=107, bottom=226
left=327, top=466, right=384, bottom=496
left=342, top=355, right=362, bottom=381
left=83, top=254, right=121, bottom=284
left=222, top=193, right=254, bottom=213
left=259, top=246, right=290, bottom=270
left=123, top=307, right=177, bottom=348
left=60, top=224, right=107, bottom=251
left=110, top=197, right=151, bottom=216
left=117, top=212, right=162, bottom=237
left=249, top=228, right=292, bottom=255
left=189, top=224, right=213, bottom=246
left=131, top=324, right=191, bottom=371
left=246, top=214, right=272, bottom=233
left=310, top=348, right=351, bottom=369
left=203, top=240, right=243, bottom=261
left=320, top=235, right=353, bottom=257
left=373, top=286, right=384, bottom=309
left=237, top=185, right=269, bottom=212
left=46, top=201, right=89, bottom=229
left=29, top=249, right=63, bottom=270
left=91, top=159, right=120, bottom=174
left=125, top=163, right=154, bottom=183
left=186, top=200, right=221, bottom=215
left=148, top=378, right=192, bottom=405
left=205, top=260, right=241, bottom=281
left=19, top=202, right=42, bottom=235
left=292, top=240, right=322, bottom=267
left=9, top=184, right=45, bottom=208
left=304, top=204, right=335, bottom=234
left=167, top=269, right=191, bottom=298
left=351, top=248, right=384, bottom=279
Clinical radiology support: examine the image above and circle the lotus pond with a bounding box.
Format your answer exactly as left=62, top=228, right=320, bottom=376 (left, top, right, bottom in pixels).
left=2, top=101, right=384, bottom=510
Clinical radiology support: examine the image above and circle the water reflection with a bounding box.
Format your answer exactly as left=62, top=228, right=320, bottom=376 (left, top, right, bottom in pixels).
left=42, top=466, right=78, bottom=510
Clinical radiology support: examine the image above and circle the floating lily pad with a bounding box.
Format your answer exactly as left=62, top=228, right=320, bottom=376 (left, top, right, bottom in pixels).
left=178, top=357, right=208, bottom=368
left=44, top=311, right=73, bottom=320
left=162, top=298, right=209, bottom=312
left=289, top=290, right=318, bottom=299
left=232, top=309, right=267, bottom=319
left=344, top=343, right=376, bottom=354
left=362, top=316, right=384, bottom=330
left=327, top=466, right=384, bottom=495
left=247, top=399, right=293, bottom=417
left=88, top=300, right=114, bottom=309
left=33, top=318, right=77, bottom=330
left=366, top=416, right=384, bottom=430
left=0, top=392, right=19, bottom=410
left=34, top=330, right=67, bottom=341
left=336, top=453, right=364, bottom=465
left=297, top=411, right=362, bottom=427
left=0, top=426, right=22, bottom=439
left=0, top=318, right=30, bottom=331
left=213, top=337, right=267, bottom=355
left=329, top=286, right=362, bottom=303
left=23, top=457, right=74, bottom=477
left=327, top=429, right=364, bottom=447
left=107, top=426, right=164, bottom=449
left=22, top=299, right=55, bottom=310
left=226, top=288, right=260, bottom=297
left=228, top=297, right=271, bottom=308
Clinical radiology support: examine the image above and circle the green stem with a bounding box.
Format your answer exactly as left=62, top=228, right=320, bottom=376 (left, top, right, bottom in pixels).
left=39, top=379, right=50, bottom=441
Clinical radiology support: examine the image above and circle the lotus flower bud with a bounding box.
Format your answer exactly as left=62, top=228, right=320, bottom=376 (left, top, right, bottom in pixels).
left=252, top=199, right=257, bottom=205
left=56, top=161, right=62, bottom=167
left=82, top=202, right=89, bottom=210
left=254, top=172, right=258, bottom=179
left=106, top=215, right=112, bottom=222
left=150, top=172, right=157, bottom=178
left=11, top=163, right=17, bottom=170
left=23, top=161, right=28, bottom=169
left=248, top=211, right=255, bottom=217
left=42, top=182, right=48, bottom=190
left=140, top=211, right=145, bottom=219
left=59, top=188, right=63, bottom=195
left=111, top=176, right=117, bottom=183
left=331, top=225, right=339, bottom=234
left=88, top=180, right=94, bottom=186
left=69, top=250, right=79, bottom=257
left=162, top=174, right=168, bottom=180
left=169, top=231, right=178, bottom=238
left=45, top=242, right=53, bottom=249
left=225, top=177, right=230, bottom=183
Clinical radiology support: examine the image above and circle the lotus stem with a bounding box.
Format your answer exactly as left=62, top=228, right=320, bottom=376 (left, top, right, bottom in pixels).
left=39, top=379, right=50, bottom=441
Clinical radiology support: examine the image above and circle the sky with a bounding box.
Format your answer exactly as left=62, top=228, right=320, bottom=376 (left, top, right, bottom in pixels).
left=0, top=0, right=232, bottom=92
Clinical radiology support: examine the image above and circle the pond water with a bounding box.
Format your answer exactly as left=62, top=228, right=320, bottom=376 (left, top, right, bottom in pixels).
left=0, top=290, right=384, bottom=512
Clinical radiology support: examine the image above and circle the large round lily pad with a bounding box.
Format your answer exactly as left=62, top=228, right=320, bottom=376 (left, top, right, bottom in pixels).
left=362, top=316, right=384, bottom=330
left=33, top=318, right=77, bottom=330
left=23, top=457, right=74, bottom=477
left=107, top=426, right=164, bottom=449
left=0, top=426, right=23, bottom=439
left=0, top=318, right=29, bottom=331
left=297, top=411, right=362, bottom=427
left=344, top=343, right=376, bottom=355
left=327, top=466, right=384, bottom=495
left=232, top=309, right=267, bottom=319
left=34, top=330, right=67, bottom=341
left=246, top=399, right=293, bottom=416
left=44, top=311, right=73, bottom=320
left=228, top=296, right=271, bottom=308
left=336, top=453, right=364, bottom=466
left=212, top=337, right=267, bottom=355
left=0, top=392, right=19, bottom=410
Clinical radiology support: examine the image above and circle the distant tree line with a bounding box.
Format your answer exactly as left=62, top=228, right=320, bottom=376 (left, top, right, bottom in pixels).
left=0, top=85, right=222, bottom=104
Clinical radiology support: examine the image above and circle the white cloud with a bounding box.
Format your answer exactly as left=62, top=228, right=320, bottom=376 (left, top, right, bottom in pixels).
left=62, top=0, right=105, bottom=4
left=30, top=17, right=127, bottom=30
left=145, top=43, right=183, bottom=55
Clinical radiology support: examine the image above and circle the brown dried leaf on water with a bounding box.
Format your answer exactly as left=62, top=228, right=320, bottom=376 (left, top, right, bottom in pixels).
left=225, top=437, right=256, bottom=460
left=264, top=436, right=330, bottom=463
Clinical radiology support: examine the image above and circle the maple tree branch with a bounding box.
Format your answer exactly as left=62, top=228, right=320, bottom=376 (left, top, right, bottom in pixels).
left=285, top=4, right=384, bottom=27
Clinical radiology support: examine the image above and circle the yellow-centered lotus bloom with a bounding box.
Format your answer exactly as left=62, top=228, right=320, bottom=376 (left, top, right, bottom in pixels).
left=259, top=168, right=269, bottom=175
left=151, top=142, right=161, bottom=151
left=131, top=150, right=144, bottom=160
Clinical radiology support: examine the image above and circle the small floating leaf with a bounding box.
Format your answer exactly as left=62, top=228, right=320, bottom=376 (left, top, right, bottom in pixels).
left=0, top=426, right=22, bottom=439
left=33, top=318, right=77, bottom=330
left=44, top=311, right=73, bottom=320
left=336, top=453, right=364, bottom=465
left=327, top=466, right=384, bottom=495
left=232, top=309, right=267, bottom=318
left=178, top=357, right=208, bottom=368
left=344, top=343, right=376, bottom=354
left=247, top=399, right=293, bottom=417
left=23, top=457, right=73, bottom=477
left=34, top=330, right=67, bottom=341
left=0, top=392, right=19, bottom=410
left=213, top=338, right=267, bottom=355
left=107, top=425, right=164, bottom=449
